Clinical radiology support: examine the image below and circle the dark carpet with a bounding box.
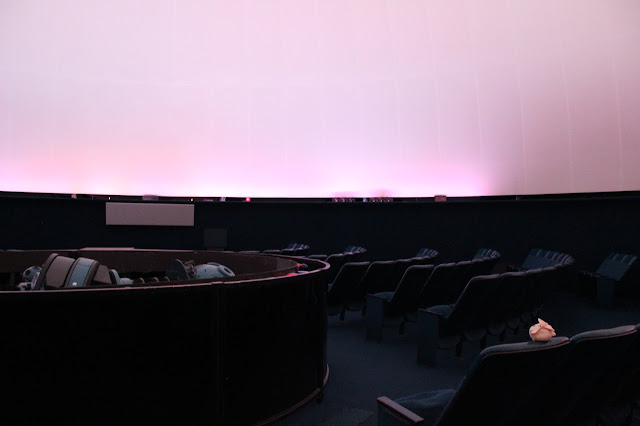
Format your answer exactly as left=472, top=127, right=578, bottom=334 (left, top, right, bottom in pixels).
left=276, top=291, right=640, bottom=425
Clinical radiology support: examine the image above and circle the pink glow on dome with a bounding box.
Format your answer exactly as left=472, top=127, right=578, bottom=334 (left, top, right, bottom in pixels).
left=1, top=1, right=639, bottom=198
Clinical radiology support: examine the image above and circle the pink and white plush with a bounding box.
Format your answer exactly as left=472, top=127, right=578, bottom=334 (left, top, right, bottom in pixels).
left=529, top=318, right=556, bottom=342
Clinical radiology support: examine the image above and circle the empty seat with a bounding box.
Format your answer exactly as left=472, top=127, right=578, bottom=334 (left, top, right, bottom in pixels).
left=327, top=261, right=371, bottom=320
left=595, top=253, right=637, bottom=281
left=358, top=260, right=399, bottom=298
left=473, top=248, right=501, bottom=260
left=391, top=258, right=418, bottom=285
left=378, top=337, right=571, bottom=425
left=595, top=323, right=640, bottom=424
left=514, top=248, right=574, bottom=271
left=417, top=274, right=501, bottom=365
left=579, top=252, right=637, bottom=307
left=365, top=265, right=435, bottom=341
left=417, top=261, right=479, bottom=309
left=416, top=248, right=439, bottom=259
left=324, top=253, right=347, bottom=282
left=486, top=272, right=525, bottom=341
left=515, top=325, right=637, bottom=425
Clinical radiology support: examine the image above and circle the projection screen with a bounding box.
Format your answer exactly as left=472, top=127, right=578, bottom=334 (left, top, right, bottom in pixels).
left=1, top=0, right=639, bottom=198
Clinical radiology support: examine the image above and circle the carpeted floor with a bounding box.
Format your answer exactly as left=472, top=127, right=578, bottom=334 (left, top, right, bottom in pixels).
left=276, top=291, right=640, bottom=425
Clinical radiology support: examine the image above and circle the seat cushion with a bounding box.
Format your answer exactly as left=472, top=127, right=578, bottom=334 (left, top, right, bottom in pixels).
left=395, top=389, right=457, bottom=424
left=373, top=291, right=395, bottom=302
left=425, top=304, right=452, bottom=317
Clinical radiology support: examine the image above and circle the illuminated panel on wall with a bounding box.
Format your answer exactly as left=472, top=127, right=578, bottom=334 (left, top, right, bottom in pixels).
left=0, top=0, right=639, bottom=198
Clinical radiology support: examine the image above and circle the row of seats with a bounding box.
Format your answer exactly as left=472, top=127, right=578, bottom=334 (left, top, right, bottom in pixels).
left=415, top=266, right=566, bottom=365
left=377, top=323, right=640, bottom=425
left=307, top=245, right=367, bottom=261
left=262, top=242, right=311, bottom=256
left=578, top=252, right=638, bottom=307
left=326, top=249, right=441, bottom=320
left=363, top=253, right=501, bottom=340
left=511, top=248, right=574, bottom=271
left=308, top=246, right=368, bottom=282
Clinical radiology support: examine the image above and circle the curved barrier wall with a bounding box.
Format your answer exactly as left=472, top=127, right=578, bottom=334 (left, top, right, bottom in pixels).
left=0, top=250, right=329, bottom=425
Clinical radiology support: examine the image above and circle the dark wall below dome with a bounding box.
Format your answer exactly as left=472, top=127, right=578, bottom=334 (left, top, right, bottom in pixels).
left=1, top=193, right=639, bottom=272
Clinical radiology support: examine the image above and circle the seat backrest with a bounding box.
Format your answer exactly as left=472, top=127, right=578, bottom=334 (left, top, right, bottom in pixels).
left=567, top=324, right=640, bottom=423
left=599, top=323, right=640, bottom=419
left=488, top=271, right=526, bottom=324
left=359, top=260, right=398, bottom=296
left=291, top=244, right=310, bottom=256
left=473, top=248, right=501, bottom=260
left=440, top=274, right=501, bottom=333
left=521, top=267, right=545, bottom=313
left=521, top=249, right=574, bottom=271
left=416, top=247, right=439, bottom=259
left=448, top=260, right=475, bottom=302
left=516, top=325, right=638, bottom=425
left=417, top=262, right=457, bottom=309
left=414, top=253, right=439, bottom=266
left=464, top=257, right=497, bottom=283
left=595, top=252, right=637, bottom=281
left=521, top=248, right=546, bottom=270
left=436, top=337, right=571, bottom=426
left=325, top=253, right=346, bottom=281
left=327, top=261, right=371, bottom=306
left=391, top=258, right=417, bottom=285
left=388, top=265, right=435, bottom=311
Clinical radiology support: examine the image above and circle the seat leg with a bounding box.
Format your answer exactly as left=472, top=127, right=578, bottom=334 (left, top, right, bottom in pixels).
left=365, top=295, right=385, bottom=342
left=417, top=311, right=439, bottom=366
left=455, top=340, right=463, bottom=358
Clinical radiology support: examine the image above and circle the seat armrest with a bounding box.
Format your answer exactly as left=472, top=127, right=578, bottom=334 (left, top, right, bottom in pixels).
left=366, top=294, right=389, bottom=342
left=377, top=396, right=425, bottom=424
left=423, top=306, right=451, bottom=318
left=367, top=293, right=390, bottom=302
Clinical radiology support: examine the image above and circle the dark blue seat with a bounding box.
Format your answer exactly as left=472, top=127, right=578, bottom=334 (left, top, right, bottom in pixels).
left=327, top=261, right=371, bottom=320
left=324, top=253, right=347, bottom=282
left=416, top=248, right=438, bottom=258
left=514, top=248, right=574, bottom=271
left=579, top=252, right=637, bottom=308
left=417, top=274, right=501, bottom=365
left=472, top=248, right=501, bottom=260
left=514, top=325, right=638, bottom=425
left=358, top=260, right=399, bottom=298
left=416, top=263, right=458, bottom=309
left=486, top=271, right=525, bottom=341
left=365, top=265, right=435, bottom=341
left=392, top=258, right=419, bottom=285
left=414, top=248, right=439, bottom=265
left=378, top=337, right=571, bottom=425
left=595, top=323, right=640, bottom=425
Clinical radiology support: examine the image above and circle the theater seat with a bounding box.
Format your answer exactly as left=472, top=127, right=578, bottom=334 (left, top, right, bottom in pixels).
left=365, top=265, right=435, bottom=341
left=578, top=252, right=637, bottom=308
left=378, top=337, right=571, bottom=425
left=515, top=325, right=638, bottom=425
left=327, top=261, right=371, bottom=320
left=417, top=274, right=501, bottom=365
